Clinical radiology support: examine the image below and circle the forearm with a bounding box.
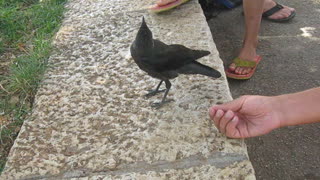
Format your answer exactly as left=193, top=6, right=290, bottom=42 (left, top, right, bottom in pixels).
left=274, top=87, right=320, bottom=127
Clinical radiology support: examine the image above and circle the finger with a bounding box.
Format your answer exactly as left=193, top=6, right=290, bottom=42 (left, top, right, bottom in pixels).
left=219, top=110, right=235, bottom=134
left=209, top=108, right=217, bottom=126
left=209, top=108, right=219, bottom=128
left=213, top=109, right=224, bottom=131
left=210, top=96, right=247, bottom=112
left=209, top=107, right=215, bottom=120
left=225, top=116, right=241, bottom=138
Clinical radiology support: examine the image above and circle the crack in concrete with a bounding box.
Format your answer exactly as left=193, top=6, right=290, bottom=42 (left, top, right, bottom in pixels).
left=22, top=152, right=247, bottom=180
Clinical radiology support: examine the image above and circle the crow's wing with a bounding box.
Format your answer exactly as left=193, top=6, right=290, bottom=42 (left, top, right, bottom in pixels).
left=150, top=39, right=210, bottom=72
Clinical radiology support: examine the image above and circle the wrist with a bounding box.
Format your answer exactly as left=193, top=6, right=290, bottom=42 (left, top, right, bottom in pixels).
left=269, top=94, right=290, bottom=128
left=272, top=88, right=320, bottom=128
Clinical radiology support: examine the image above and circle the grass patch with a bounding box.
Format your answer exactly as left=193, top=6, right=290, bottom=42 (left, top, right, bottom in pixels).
left=0, top=0, right=67, bottom=174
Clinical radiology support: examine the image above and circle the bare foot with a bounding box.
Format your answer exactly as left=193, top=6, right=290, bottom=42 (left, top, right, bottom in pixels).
left=263, top=0, right=295, bottom=20
left=156, top=0, right=177, bottom=6
left=228, top=47, right=258, bottom=75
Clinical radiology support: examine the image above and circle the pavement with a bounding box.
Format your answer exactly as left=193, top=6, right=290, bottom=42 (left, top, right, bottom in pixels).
left=1, top=0, right=256, bottom=179
left=207, top=0, right=320, bottom=179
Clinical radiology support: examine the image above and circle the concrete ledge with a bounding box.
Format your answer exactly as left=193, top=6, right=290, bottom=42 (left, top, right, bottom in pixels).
left=1, top=0, right=255, bottom=179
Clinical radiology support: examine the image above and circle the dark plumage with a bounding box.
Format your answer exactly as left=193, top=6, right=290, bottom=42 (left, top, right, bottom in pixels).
left=130, top=17, right=221, bottom=107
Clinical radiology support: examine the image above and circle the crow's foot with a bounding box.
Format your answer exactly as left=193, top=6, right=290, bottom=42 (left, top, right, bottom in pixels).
left=145, top=89, right=166, bottom=98
left=150, top=99, right=174, bottom=109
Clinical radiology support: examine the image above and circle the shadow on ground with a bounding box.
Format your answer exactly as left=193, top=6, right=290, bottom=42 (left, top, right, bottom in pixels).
left=207, top=0, right=320, bottom=179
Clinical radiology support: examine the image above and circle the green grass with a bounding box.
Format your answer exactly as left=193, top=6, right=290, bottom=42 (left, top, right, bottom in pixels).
left=0, top=0, right=67, bottom=174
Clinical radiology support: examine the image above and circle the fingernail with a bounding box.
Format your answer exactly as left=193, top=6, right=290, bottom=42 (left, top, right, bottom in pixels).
left=225, top=110, right=233, bottom=119
left=216, top=110, right=223, bottom=118
left=232, top=116, right=238, bottom=122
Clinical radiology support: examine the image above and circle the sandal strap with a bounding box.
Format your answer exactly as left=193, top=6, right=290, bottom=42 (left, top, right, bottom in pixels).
left=262, top=3, right=284, bottom=17
left=233, top=57, right=257, bottom=68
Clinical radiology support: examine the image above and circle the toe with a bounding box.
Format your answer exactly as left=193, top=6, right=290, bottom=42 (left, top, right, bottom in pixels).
left=283, top=5, right=295, bottom=13
left=234, top=66, right=253, bottom=75
left=268, top=6, right=295, bottom=19
left=242, top=68, right=249, bottom=75
left=240, top=68, right=246, bottom=75
left=235, top=67, right=241, bottom=74
left=244, top=67, right=251, bottom=74
left=228, top=63, right=236, bottom=71
left=290, top=7, right=295, bottom=12
left=157, top=0, right=176, bottom=6
left=239, top=68, right=246, bottom=75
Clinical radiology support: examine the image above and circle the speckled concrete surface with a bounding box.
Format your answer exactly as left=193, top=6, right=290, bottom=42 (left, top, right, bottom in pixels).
left=1, top=0, right=255, bottom=179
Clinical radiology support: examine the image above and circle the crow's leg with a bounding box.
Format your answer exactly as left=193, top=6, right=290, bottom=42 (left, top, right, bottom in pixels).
left=151, top=80, right=173, bottom=108
left=145, top=80, right=165, bottom=98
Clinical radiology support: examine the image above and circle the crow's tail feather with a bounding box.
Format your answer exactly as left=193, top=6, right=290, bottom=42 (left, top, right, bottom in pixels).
left=178, top=61, right=221, bottom=78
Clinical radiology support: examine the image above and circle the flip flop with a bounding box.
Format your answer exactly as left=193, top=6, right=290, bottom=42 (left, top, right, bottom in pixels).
left=241, top=2, right=296, bottom=23
left=226, top=56, right=262, bottom=80
left=149, top=0, right=190, bottom=13
left=262, top=3, right=296, bottom=22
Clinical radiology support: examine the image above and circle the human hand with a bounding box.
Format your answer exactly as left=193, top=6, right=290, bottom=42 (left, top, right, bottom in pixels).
left=209, top=95, right=281, bottom=138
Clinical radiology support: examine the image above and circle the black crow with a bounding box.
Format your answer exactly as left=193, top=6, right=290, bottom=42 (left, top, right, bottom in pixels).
left=130, top=17, right=221, bottom=108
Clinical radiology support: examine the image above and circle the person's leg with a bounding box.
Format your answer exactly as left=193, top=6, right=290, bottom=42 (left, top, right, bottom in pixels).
left=229, top=0, right=264, bottom=75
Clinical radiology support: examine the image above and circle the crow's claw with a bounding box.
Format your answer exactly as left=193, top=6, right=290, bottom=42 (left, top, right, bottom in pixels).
left=145, top=89, right=166, bottom=98
left=150, top=99, right=174, bottom=108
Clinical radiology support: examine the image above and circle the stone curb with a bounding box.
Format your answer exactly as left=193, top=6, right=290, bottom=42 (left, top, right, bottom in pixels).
left=1, top=0, right=255, bottom=179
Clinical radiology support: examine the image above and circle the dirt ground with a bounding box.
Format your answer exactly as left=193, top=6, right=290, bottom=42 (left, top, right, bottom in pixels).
left=206, top=0, right=320, bottom=179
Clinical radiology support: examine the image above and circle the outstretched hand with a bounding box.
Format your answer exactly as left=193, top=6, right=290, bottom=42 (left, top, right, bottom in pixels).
left=209, top=95, right=281, bottom=138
